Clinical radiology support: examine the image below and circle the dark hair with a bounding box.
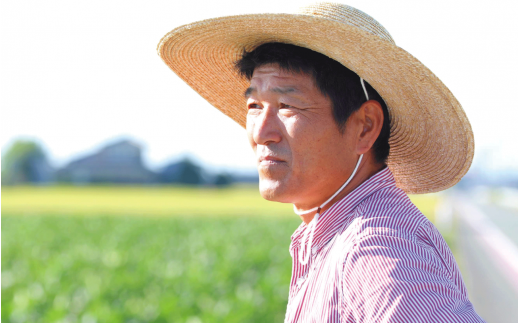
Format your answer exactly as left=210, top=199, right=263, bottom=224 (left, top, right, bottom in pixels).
left=235, top=42, right=390, bottom=164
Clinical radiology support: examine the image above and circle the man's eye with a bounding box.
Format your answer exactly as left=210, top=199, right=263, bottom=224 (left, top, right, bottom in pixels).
left=281, top=103, right=295, bottom=109
left=248, top=103, right=261, bottom=109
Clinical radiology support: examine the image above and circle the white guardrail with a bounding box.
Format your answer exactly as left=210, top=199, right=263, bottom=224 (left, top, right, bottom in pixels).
left=455, top=196, right=518, bottom=288
left=436, top=192, right=518, bottom=323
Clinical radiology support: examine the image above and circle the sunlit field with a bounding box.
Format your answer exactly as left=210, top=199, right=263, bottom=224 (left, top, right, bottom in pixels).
left=2, top=186, right=438, bottom=323
left=1, top=186, right=293, bottom=217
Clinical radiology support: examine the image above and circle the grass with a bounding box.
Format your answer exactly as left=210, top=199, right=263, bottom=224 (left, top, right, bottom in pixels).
left=2, top=185, right=440, bottom=323
left=1, top=185, right=293, bottom=217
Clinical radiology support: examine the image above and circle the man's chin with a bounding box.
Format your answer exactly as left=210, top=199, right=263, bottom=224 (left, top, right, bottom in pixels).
left=258, top=178, right=292, bottom=203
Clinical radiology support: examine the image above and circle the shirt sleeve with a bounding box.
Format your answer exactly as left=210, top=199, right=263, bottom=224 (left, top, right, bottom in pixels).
left=340, top=229, right=486, bottom=323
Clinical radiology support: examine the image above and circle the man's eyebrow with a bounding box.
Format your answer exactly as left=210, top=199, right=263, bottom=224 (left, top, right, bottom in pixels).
left=244, top=86, right=299, bottom=98
left=244, top=87, right=255, bottom=98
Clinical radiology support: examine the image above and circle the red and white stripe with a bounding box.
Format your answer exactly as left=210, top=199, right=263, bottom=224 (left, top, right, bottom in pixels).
left=284, top=168, right=485, bottom=322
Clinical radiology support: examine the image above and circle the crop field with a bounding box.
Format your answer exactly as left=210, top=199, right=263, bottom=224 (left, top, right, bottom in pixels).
left=2, top=186, right=438, bottom=323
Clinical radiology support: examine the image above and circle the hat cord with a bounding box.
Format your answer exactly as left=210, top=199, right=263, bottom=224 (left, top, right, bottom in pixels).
left=360, top=78, right=369, bottom=101
left=295, top=77, right=368, bottom=266
left=295, top=153, right=364, bottom=265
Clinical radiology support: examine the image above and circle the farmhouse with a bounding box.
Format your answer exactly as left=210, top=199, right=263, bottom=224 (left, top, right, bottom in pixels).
left=57, top=140, right=156, bottom=184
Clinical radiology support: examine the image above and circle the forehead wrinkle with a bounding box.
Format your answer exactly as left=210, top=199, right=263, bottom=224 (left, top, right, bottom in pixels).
left=271, top=87, right=298, bottom=94
left=244, top=86, right=301, bottom=99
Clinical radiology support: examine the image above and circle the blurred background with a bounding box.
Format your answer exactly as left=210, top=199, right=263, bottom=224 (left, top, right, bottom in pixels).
left=1, top=0, right=518, bottom=322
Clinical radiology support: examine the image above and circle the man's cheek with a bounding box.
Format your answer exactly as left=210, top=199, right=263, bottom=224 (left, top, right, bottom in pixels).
left=246, top=124, right=256, bottom=150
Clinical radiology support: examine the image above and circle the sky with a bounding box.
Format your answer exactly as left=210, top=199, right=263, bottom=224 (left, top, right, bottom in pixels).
left=1, top=0, right=518, bottom=174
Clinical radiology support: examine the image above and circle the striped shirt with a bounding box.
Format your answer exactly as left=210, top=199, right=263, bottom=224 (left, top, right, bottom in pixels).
left=285, top=167, right=485, bottom=322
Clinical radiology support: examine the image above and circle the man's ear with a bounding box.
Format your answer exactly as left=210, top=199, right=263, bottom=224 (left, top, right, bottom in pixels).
left=355, top=100, right=384, bottom=155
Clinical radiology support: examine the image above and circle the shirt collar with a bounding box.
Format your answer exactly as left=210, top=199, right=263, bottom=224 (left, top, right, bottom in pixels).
left=290, top=167, right=396, bottom=254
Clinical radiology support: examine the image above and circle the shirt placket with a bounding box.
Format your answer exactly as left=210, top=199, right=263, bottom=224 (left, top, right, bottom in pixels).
left=289, top=233, right=336, bottom=300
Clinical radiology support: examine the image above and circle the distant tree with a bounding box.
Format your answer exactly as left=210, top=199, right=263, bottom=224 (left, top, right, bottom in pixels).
left=2, top=140, right=53, bottom=185
left=177, top=158, right=205, bottom=185
left=214, top=173, right=233, bottom=187
left=159, top=158, right=205, bottom=185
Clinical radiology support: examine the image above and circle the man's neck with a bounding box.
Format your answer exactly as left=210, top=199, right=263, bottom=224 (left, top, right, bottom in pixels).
left=299, top=161, right=386, bottom=224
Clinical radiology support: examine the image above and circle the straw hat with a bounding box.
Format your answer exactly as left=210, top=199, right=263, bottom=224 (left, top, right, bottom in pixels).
left=157, top=2, right=474, bottom=194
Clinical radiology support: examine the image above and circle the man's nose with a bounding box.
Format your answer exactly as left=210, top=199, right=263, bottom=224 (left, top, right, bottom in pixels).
left=253, top=105, right=283, bottom=146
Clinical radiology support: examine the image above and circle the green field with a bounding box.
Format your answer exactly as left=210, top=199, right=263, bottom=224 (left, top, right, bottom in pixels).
left=2, top=186, right=438, bottom=323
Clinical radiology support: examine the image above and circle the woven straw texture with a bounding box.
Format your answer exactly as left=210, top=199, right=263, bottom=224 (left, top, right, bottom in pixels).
left=157, top=2, right=474, bottom=194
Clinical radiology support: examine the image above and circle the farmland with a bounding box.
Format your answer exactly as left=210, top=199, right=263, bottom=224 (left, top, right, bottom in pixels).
left=2, top=185, right=438, bottom=323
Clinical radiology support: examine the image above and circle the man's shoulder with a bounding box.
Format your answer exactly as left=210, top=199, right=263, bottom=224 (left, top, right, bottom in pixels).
left=346, top=185, right=429, bottom=242
left=334, top=185, right=456, bottom=281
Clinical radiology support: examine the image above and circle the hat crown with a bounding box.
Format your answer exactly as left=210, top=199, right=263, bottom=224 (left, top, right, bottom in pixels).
left=297, top=2, right=395, bottom=44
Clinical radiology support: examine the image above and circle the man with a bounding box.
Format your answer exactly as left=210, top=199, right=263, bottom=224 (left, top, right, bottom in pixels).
left=158, top=2, right=484, bottom=322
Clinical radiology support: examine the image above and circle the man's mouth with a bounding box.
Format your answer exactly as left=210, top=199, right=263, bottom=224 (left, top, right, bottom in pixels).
left=258, top=156, right=286, bottom=165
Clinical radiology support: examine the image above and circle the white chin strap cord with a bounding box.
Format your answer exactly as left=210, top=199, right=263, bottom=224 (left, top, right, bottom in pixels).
left=294, top=153, right=363, bottom=265
left=294, top=77, right=369, bottom=266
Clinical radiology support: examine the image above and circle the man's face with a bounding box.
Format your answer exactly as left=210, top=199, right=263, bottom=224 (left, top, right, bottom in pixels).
left=246, top=64, right=359, bottom=209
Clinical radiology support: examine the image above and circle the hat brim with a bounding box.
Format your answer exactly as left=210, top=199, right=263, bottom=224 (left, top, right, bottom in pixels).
left=157, top=13, right=474, bottom=194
